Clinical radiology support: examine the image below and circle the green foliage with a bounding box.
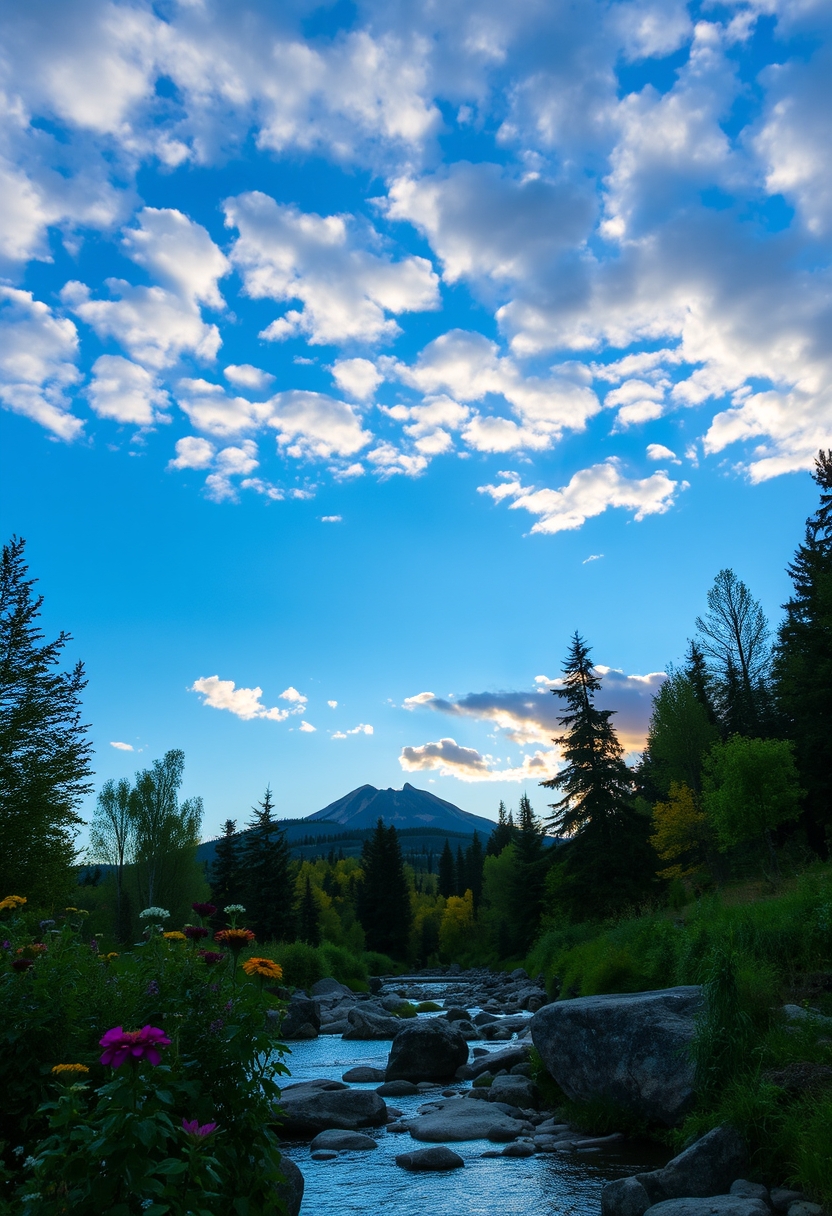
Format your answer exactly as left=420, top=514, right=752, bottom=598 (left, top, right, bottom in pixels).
left=270, top=940, right=324, bottom=990
left=391, top=1001, right=418, bottom=1018
left=415, top=1000, right=441, bottom=1012
left=356, top=820, right=412, bottom=959
left=242, top=788, right=295, bottom=942
left=210, top=819, right=242, bottom=911
left=703, top=736, right=803, bottom=871
left=690, top=939, right=758, bottom=1100
left=298, top=875, right=321, bottom=946
left=646, top=669, right=719, bottom=796
left=364, top=951, right=395, bottom=976
left=318, top=942, right=368, bottom=990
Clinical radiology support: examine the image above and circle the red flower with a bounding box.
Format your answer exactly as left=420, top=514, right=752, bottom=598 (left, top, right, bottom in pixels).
left=213, top=928, right=255, bottom=953
left=198, top=950, right=226, bottom=966
left=184, top=925, right=209, bottom=941
left=11, top=957, right=33, bottom=972
left=191, top=902, right=217, bottom=918
left=99, top=1025, right=171, bottom=1069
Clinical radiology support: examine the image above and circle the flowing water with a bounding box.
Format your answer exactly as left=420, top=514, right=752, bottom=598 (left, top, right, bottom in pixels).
left=278, top=1008, right=670, bottom=1216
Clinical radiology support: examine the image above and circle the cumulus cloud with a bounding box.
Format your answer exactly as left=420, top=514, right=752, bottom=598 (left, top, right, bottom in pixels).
left=190, top=675, right=291, bottom=721
left=225, top=364, right=275, bottom=391
left=168, top=436, right=215, bottom=471
left=478, top=460, right=684, bottom=534
left=87, top=355, right=169, bottom=425
left=399, top=737, right=560, bottom=783
left=224, top=191, right=439, bottom=346
left=280, top=687, right=307, bottom=704
left=0, top=286, right=82, bottom=440
left=646, top=443, right=679, bottom=462
left=269, top=390, right=372, bottom=461
left=331, top=358, right=383, bottom=401
left=204, top=441, right=260, bottom=502
left=299, top=720, right=316, bottom=732
left=332, top=722, right=373, bottom=738
left=176, top=378, right=272, bottom=437
left=327, top=700, right=338, bottom=708
left=109, top=741, right=134, bottom=751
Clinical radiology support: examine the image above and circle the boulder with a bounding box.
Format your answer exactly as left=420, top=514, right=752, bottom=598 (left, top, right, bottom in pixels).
left=444, top=1007, right=471, bottom=1022
left=343, top=1006, right=402, bottom=1040
left=274, top=1157, right=304, bottom=1216
left=478, top=1016, right=532, bottom=1041
left=501, top=1142, right=535, bottom=1157
left=311, top=978, right=354, bottom=999
left=603, top=1177, right=653, bottom=1216
left=730, top=1182, right=770, bottom=1204
left=278, top=1086, right=387, bottom=1138
left=377, top=1080, right=418, bottom=1096
left=459, top=1044, right=530, bottom=1080
left=770, top=1192, right=805, bottom=1213
left=385, top=1018, right=469, bottom=1082
left=395, top=1147, right=465, bottom=1172
left=643, top=1201, right=768, bottom=1216
left=488, top=1075, right=539, bottom=1108
left=309, top=1130, right=378, bottom=1151
left=474, top=1012, right=499, bottom=1026
left=762, top=1063, right=832, bottom=1096
left=637, top=1126, right=748, bottom=1203
left=320, top=1021, right=351, bottom=1035
left=281, top=995, right=321, bottom=1040
left=532, top=987, right=703, bottom=1126
left=342, top=1066, right=385, bottom=1083
left=408, top=1098, right=529, bottom=1143
left=310, top=1150, right=338, bottom=1161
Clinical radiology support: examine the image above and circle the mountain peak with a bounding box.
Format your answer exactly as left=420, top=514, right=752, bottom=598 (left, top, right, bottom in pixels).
left=305, top=782, right=496, bottom=836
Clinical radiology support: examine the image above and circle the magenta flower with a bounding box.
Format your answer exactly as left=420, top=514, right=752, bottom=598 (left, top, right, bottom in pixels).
left=198, top=950, right=226, bottom=966
left=184, top=925, right=209, bottom=941
left=99, top=1025, right=171, bottom=1069
left=191, top=902, right=216, bottom=918
left=182, top=1118, right=218, bottom=1138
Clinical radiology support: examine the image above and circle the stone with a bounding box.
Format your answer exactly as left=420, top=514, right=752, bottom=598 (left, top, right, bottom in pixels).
left=320, top=1021, right=351, bottom=1035
left=343, top=1006, right=403, bottom=1040
left=278, top=1086, right=388, bottom=1138
left=309, top=1130, right=378, bottom=1151
left=770, top=1192, right=804, bottom=1213
left=510, top=968, right=529, bottom=981
left=479, top=1016, right=532, bottom=1041
left=274, top=1156, right=304, bottom=1216
left=502, top=1142, right=535, bottom=1157
left=282, top=995, right=321, bottom=1040
left=395, top=1147, right=465, bottom=1172
left=342, top=1066, right=385, bottom=1083
left=637, top=1127, right=749, bottom=1203
left=532, top=987, right=703, bottom=1126
left=310, top=1150, right=338, bottom=1161
left=603, top=1176, right=653, bottom=1216
left=458, top=1044, right=530, bottom=1080
left=781, top=1004, right=832, bottom=1029
left=311, top=977, right=355, bottom=999
left=377, top=1080, right=418, bottom=1096
left=444, top=1007, right=471, bottom=1022
left=385, top=1018, right=469, bottom=1082
left=643, top=1201, right=769, bottom=1216
left=488, top=1075, right=539, bottom=1109
left=510, top=1063, right=533, bottom=1077
left=408, top=1097, right=528, bottom=1143
left=786, top=1205, right=823, bottom=1216
left=729, top=1183, right=770, bottom=1204
left=474, top=1012, right=499, bottom=1026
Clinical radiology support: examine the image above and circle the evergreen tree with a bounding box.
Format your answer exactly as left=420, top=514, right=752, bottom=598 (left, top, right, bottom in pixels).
left=685, top=641, right=719, bottom=725
left=486, top=801, right=516, bottom=856
left=773, top=449, right=832, bottom=853
left=241, top=786, right=295, bottom=941
left=298, top=875, right=321, bottom=946
left=643, top=668, right=719, bottom=796
left=464, top=831, right=484, bottom=911
left=541, top=633, right=658, bottom=918
left=357, top=819, right=412, bottom=957
left=211, top=819, right=242, bottom=909
left=455, top=844, right=466, bottom=896
left=508, top=793, right=548, bottom=952
left=438, top=838, right=456, bottom=898
left=0, top=536, right=93, bottom=904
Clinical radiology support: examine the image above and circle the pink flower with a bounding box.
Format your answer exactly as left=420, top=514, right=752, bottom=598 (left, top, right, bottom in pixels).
left=99, top=1025, right=171, bottom=1069
left=198, top=950, right=226, bottom=966
left=182, top=1118, right=218, bottom=1138
left=191, top=902, right=216, bottom=917
left=184, top=925, right=209, bottom=941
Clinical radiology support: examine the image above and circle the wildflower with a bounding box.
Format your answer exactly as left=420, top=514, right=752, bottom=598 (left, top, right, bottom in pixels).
left=208, top=1018, right=224, bottom=1034
left=99, top=1025, right=171, bottom=1069
left=65, top=907, right=78, bottom=913
left=1, top=940, right=10, bottom=950
left=0, top=895, right=27, bottom=912
left=224, top=904, right=245, bottom=914
left=214, top=928, right=255, bottom=953
left=182, top=1118, right=218, bottom=1138
left=198, top=950, right=226, bottom=966
left=191, top=902, right=216, bottom=918
left=163, top=931, right=187, bottom=942
left=242, top=957, right=283, bottom=981
left=51, top=1064, right=90, bottom=1077
left=105, top=952, right=119, bottom=961
left=146, top=980, right=160, bottom=996
left=89, top=938, right=99, bottom=954
left=139, top=907, right=171, bottom=920
left=12, top=958, right=34, bottom=972
left=184, top=925, right=209, bottom=941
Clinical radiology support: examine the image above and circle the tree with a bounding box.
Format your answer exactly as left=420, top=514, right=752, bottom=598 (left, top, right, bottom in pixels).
left=357, top=819, right=412, bottom=958
left=438, top=838, right=456, bottom=898
left=0, top=536, right=93, bottom=904
left=644, top=668, right=719, bottom=796
left=486, top=801, right=516, bottom=856
left=455, top=844, right=466, bottom=896
left=130, top=749, right=204, bottom=917
left=88, top=778, right=133, bottom=940
left=773, top=450, right=832, bottom=853
left=695, top=569, right=772, bottom=734
left=541, top=633, right=658, bottom=918
left=703, top=736, right=803, bottom=875
left=464, top=831, right=484, bottom=911
left=651, top=782, right=711, bottom=881
left=241, top=786, right=295, bottom=941
left=508, top=793, right=548, bottom=953
left=211, top=819, right=242, bottom=910
left=439, top=890, right=475, bottom=960
left=298, top=875, right=321, bottom=946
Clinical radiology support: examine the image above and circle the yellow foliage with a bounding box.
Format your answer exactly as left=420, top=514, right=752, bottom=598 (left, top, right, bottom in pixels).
left=439, top=890, right=474, bottom=959
left=652, top=782, right=710, bottom=880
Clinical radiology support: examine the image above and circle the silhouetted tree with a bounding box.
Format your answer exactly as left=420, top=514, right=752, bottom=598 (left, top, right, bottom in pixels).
left=298, top=875, right=321, bottom=946
left=486, top=801, right=516, bottom=856
left=357, top=819, right=412, bottom=958
left=438, top=838, right=456, bottom=898
left=242, top=787, right=295, bottom=941
left=455, top=844, right=466, bottom=895
left=696, top=568, right=772, bottom=735
left=211, top=819, right=242, bottom=909
left=89, top=778, right=133, bottom=940
left=508, top=793, right=548, bottom=952
left=464, top=831, right=484, bottom=911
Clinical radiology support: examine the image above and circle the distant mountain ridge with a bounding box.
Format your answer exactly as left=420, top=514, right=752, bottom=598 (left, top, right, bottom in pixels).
left=305, top=782, right=496, bottom=836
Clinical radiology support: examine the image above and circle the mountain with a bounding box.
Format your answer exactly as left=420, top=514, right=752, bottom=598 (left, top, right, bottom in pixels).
left=305, top=782, right=496, bottom=837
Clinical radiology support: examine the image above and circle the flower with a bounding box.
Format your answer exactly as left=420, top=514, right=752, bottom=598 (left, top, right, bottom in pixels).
left=242, top=957, right=283, bottom=981
left=139, top=907, right=171, bottom=920
left=11, top=958, right=34, bottom=972
left=65, top=907, right=78, bottom=913
left=184, top=925, right=209, bottom=941
left=182, top=1118, right=218, bottom=1138
left=208, top=1018, right=224, bottom=1034
left=191, top=902, right=217, bottom=917
left=99, top=1025, right=171, bottom=1069
left=105, top=952, right=119, bottom=961
left=146, top=980, right=160, bottom=996
left=51, top=1064, right=89, bottom=1076
left=198, top=950, right=226, bottom=966
left=223, top=904, right=245, bottom=914
left=0, top=895, right=27, bottom=912
left=39, top=919, right=55, bottom=929
left=214, top=928, right=255, bottom=952
left=163, top=931, right=187, bottom=942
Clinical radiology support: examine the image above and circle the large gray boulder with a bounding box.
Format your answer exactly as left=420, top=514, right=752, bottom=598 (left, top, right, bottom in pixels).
left=644, top=1201, right=768, bottom=1216
left=395, top=1146, right=465, bottom=1172
left=407, top=1098, right=530, bottom=1142
left=458, top=1044, right=530, bottom=1079
left=343, top=1006, right=403, bottom=1040
left=311, top=978, right=354, bottom=999
left=278, top=1082, right=387, bottom=1138
left=532, top=987, right=703, bottom=1126
left=385, top=1018, right=469, bottom=1082
left=282, top=995, right=321, bottom=1040
left=274, top=1157, right=304, bottom=1216
left=603, top=1126, right=749, bottom=1216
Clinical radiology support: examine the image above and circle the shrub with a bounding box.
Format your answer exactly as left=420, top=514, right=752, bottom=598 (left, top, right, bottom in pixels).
left=318, top=943, right=368, bottom=991
left=364, top=951, right=395, bottom=976
left=271, top=940, right=324, bottom=990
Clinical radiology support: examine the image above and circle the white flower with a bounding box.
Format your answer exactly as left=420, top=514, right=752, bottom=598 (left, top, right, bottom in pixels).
left=224, top=904, right=246, bottom=914
left=139, top=907, right=171, bottom=920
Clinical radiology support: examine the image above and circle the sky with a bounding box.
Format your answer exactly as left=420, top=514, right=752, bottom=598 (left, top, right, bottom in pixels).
left=1, top=0, right=830, bottom=838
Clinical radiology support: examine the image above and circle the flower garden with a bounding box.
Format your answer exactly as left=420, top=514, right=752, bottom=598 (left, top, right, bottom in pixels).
left=0, top=895, right=290, bottom=1215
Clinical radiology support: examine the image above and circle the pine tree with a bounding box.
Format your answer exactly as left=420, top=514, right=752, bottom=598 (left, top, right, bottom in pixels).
left=211, top=819, right=242, bottom=909
left=773, top=449, right=832, bottom=854
left=464, top=831, right=484, bottom=911
left=357, top=819, right=412, bottom=958
left=486, top=801, right=516, bottom=856
left=298, top=875, right=321, bottom=946
left=241, top=786, right=295, bottom=941
left=508, top=793, right=548, bottom=952
left=541, top=633, right=658, bottom=918
left=455, top=844, right=466, bottom=896
left=0, top=536, right=93, bottom=904
left=438, top=838, right=456, bottom=897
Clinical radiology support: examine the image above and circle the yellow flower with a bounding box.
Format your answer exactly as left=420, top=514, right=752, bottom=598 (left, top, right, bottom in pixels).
left=0, top=895, right=27, bottom=911
left=163, top=931, right=187, bottom=942
left=52, top=1064, right=89, bottom=1076
left=242, top=957, right=283, bottom=981
left=105, top=952, right=119, bottom=961
left=65, top=907, right=79, bottom=913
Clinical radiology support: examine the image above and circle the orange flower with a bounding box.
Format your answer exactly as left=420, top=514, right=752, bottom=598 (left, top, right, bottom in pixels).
left=52, top=1064, right=89, bottom=1076
left=0, top=895, right=26, bottom=912
left=214, top=928, right=255, bottom=953
left=163, top=931, right=187, bottom=942
left=242, top=957, right=283, bottom=980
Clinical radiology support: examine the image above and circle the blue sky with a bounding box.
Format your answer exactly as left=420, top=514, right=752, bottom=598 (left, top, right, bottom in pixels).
left=1, top=0, right=829, bottom=837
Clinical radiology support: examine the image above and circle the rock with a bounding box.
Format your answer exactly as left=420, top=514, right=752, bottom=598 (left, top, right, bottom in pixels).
left=275, top=1156, right=304, bottom=1216
left=408, top=1098, right=528, bottom=1143
left=282, top=995, right=321, bottom=1040
left=603, top=1177, right=653, bottom=1216
left=502, top=1142, right=535, bottom=1157
left=527, top=995, right=546, bottom=1013
left=532, top=987, right=703, bottom=1126
left=278, top=1087, right=388, bottom=1138
left=637, top=1127, right=748, bottom=1203
left=385, top=1018, right=469, bottom=1082
left=310, top=1150, right=338, bottom=1161
left=478, top=1016, right=532, bottom=1041
left=770, top=1193, right=804, bottom=1213
left=395, top=1147, right=465, bottom=1172
left=311, top=978, right=355, bottom=999
left=730, top=1183, right=770, bottom=1204
left=488, top=1075, right=539, bottom=1108
left=343, top=1006, right=403, bottom=1040
left=444, top=1007, right=471, bottom=1022
left=342, top=1066, right=385, bottom=1083
left=787, top=1206, right=823, bottom=1216
left=282, top=1079, right=348, bottom=1096
left=320, top=1022, right=351, bottom=1035
left=377, top=1080, right=418, bottom=1097
left=510, top=968, right=529, bottom=981
left=309, top=1130, right=378, bottom=1151
left=762, top=1063, right=832, bottom=1095
left=643, top=1202, right=769, bottom=1216
left=474, top=1012, right=499, bottom=1026
left=458, top=1044, right=530, bottom=1080
left=510, top=1063, right=533, bottom=1077
left=781, top=1004, right=832, bottom=1029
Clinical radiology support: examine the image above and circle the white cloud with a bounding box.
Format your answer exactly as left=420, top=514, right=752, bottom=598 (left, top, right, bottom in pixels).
left=270, top=390, right=372, bottom=460
left=327, top=700, right=338, bottom=708
left=583, top=553, right=604, bottom=563
left=478, top=459, right=684, bottom=534
left=321, top=514, right=342, bottom=522
left=331, top=358, right=382, bottom=401
left=176, top=378, right=272, bottom=437
left=403, top=691, right=438, bottom=709
left=280, top=687, right=307, bottom=704
left=0, top=287, right=82, bottom=440
left=190, top=675, right=290, bottom=721
left=299, top=720, right=316, bottom=732
left=224, top=191, right=439, bottom=346
left=646, top=443, right=679, bottom=462
left=87, top=355, right=169, bottom=425
left=399, top=736, right=560, bottom=783
left=367, top=442, right=428, bottom=478
left=204, top=441, right=260, bottom=502
left=169, top=436, right=215, bottom=471
left=332, top=722, right=373, bottom=739
left=109, top=741, right=134, bottom=751
left=225, top=364, right=275, bottom=391
left=122, top=207, right=229, bottom=310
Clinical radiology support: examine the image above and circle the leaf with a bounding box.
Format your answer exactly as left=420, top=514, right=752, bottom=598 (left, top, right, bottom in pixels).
left=155, top=1158, right=189, bottom=1176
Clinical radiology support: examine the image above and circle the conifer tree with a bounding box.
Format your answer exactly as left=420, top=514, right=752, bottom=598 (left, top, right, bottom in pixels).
left=438, top=838, right=456, bottom=898
left=0, top=536, right=93, bottom=904
left=357, top=819, right=412, bottom=957
left=455, top=844, right=466, bottom=896
left=508, top=793, right=548, bottom=952
left=464, top=831, right=484, bottom=910
left=211, top=819, right=242, bottom=909
left=486, top=801, right=516, bottom=856
left=241, top=787, right=295, bottom=941
left=298, top=875, right=321, bottom=946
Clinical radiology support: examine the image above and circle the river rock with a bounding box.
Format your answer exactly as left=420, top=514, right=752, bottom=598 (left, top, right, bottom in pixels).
left=603, top=1177, right=654, bottom=1216
left=637, top=1126, right=748, bottom=1203
left=395, top=1147, right=465, bottom=1172
left=643, top=1200, right=769, bottom=1216
left=343, top=1006, right=403, bottom=1040
left=770, top=1192, right=805, bottom=1213
left=342, top=1066, right=385, bottom=1082
left=478, top=1016, right=532, bottom=1041
left=444, top=1007, right=471, bottom=1022
left=502, top=1142, right=535, bottom=1157
left=385, top=1018, right=469, bottom=1082
left=408, top=1098, right=529, bottom=1142
left=274, top=1156, right=304, bottom=1216
left=532, top=987, right=703, bottom=1126
left=311, top=978, right=355, bottom=999
left=378, top=1080, right=418, bottom=1096
left=488, top=1075, right=539, bottom=1108
left=282, top=995, right=321, bottom=1040
left=309, top=1130, right=378, bottom=1151
left=458, top=1044, right=530, bottom=1080
left=278, top=1085, right=387, bottom=1138
left=730, top=1182, right=770, bottom=1203
left=320, top=1021, right=351, bottom=1035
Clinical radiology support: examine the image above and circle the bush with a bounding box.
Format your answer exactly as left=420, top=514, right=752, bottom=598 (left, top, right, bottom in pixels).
left=364, top=951, right=395, bottom=976
left=318, top=943, right=368, bottom=991
left=271, top=940, right=324, bottom=990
